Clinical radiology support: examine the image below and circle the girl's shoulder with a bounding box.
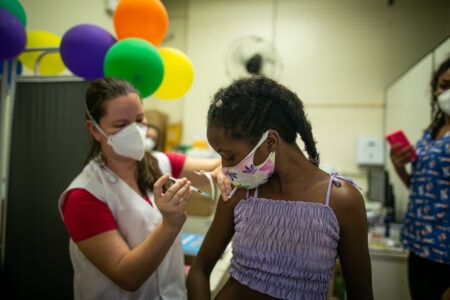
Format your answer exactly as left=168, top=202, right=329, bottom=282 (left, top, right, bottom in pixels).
left=328, top=175, right=366, bottom=228
left=330, top=179, right=363, bottom=205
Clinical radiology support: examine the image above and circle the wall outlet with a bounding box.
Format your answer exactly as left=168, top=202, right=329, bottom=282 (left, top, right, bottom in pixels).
left=357, top=136, right=384, bottom=166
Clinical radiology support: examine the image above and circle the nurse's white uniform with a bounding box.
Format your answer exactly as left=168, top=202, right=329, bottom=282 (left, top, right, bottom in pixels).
left=58, top=152, right=186, bottom=300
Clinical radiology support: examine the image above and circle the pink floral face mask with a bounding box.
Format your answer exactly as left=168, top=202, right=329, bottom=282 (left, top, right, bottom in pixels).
left=222, top=130, right=276, bottom=193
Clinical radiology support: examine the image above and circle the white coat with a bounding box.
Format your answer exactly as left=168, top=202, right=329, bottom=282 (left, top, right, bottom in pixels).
left=58, top=152, right=187, bottom=300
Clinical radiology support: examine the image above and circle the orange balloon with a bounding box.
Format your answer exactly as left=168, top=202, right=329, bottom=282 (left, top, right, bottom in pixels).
left=113, top=0, right=168, bottom=46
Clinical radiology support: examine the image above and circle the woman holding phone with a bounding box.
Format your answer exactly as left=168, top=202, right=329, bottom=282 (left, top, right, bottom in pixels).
left=389, top=57, right=450, bottom=300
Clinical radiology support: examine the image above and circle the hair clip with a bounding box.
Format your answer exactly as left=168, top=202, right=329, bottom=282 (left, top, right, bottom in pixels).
left=308, top=156, right=320, bottom=165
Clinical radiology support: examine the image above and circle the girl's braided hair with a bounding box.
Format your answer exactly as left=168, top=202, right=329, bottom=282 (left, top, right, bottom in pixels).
left=207, top=76, right=320, bottom=166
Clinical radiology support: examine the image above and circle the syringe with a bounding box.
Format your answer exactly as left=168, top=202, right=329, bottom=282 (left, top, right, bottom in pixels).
left=168, top=177, right=212, bottom=199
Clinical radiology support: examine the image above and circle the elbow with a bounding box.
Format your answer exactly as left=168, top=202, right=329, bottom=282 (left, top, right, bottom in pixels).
left=118, top=282, right=142, bottom=293
left=113, top=277, right=146, bottom=292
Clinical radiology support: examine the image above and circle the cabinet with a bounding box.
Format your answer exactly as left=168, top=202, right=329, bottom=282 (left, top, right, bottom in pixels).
left=369, top=224, right=411, bottom=300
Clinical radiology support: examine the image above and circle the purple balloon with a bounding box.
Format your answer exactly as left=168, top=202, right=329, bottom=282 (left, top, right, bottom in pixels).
left=0, top=8, right=26, bottom=60
left=60, top=24, right=116, bottom=80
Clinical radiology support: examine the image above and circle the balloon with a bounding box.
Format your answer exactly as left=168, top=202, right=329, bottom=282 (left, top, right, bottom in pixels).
left=0, top=0, right=26, bottom=27
left=19, top=30, right=66, bottom=75
left=114, top=0, right=168, bottom=46
left=153, top=48, right=194, bottom=100
left=0, top=59, right=22, bottom=84
left=0, top=0, right=27, bottom=27
left=0, top=9, right=26, bottom=60
left=61, top=24, right=116, bottom=80
left=104, top=38, right=164, bottom=98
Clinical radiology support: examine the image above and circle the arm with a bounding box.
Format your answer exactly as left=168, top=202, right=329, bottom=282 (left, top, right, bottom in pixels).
left=389, top=143, right=413, bottom=188
left=180, top=156, right=232, bottom=201
left=76, top=174, right=192, bottom=291
left=332, top=182, right=374, bottom=300
left=186, top=190, right=241, bottom=300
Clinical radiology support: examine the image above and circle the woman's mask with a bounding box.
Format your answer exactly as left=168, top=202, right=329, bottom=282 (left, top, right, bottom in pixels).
left=438, top=89, right=450, bottom=116
left=85, top=104, right=146, bottom=161
left=222, top=130, right=275, bottom=190
left=144, top=137, right=156, bottom=151
left=95, top=122, right=147, bottom=161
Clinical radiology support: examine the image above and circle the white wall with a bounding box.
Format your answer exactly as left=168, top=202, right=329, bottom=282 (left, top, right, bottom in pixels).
left=15, top=0, right=450, bottom=186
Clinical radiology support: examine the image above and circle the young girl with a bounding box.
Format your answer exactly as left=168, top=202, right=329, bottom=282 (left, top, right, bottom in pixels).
left=187, top=76, right=373, bottom=300
left=58, top=77, right=228, bottom=300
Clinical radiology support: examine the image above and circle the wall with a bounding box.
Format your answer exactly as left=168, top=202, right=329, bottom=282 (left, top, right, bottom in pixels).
left=17, top=0, right=450, bottom=186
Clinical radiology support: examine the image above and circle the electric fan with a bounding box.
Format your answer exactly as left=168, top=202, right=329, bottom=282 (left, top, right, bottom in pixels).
left=225, top=35, right=283, bottom=80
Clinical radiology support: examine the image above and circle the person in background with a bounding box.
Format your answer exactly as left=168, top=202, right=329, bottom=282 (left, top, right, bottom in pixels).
left=144, top=109, right=169, bottom=152
left=58, top=77, right=230, bottom=300
left=389, top=57, right=450, bottom=300
left=187, top=76, right=373, bottom=300
left=144, top=123, right=160, bottom=151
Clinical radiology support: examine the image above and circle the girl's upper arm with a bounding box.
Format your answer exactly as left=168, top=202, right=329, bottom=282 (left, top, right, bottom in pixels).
left=193, top=192, right=240, bottom=272
left=332, top=183, right=374, bottom=300
left=187, top=190, right=241, bottom=300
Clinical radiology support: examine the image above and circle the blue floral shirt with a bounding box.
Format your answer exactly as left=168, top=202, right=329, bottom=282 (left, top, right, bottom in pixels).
left=401, top=130, right=450, bottom=264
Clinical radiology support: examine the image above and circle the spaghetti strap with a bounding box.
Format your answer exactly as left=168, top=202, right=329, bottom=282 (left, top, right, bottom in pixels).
left=228, top=187, right=257, bottom=200
left=325, top=172, right=362, bottom=206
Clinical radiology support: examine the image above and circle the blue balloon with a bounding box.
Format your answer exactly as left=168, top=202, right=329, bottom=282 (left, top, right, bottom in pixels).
left=0, top=8, right=26, bottom=60
left=0, top=59, right=22, bottom=84
left=60, top=24, right=116, bottom=80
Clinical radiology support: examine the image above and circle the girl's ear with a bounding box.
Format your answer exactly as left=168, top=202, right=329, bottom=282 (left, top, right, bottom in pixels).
left=266, top=129, right=279, bottom=151
left=85, top=120, right=103, bottom=142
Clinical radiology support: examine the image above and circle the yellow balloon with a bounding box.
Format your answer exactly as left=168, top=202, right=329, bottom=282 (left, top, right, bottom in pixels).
left=153, top=47, right=194, bottom=100
left=19, top=30, right=66, bottom=75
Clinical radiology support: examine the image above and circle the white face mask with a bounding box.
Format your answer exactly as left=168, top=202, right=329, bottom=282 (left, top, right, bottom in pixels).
left=96, top=122, right=147, bottom=161
left=437, top=89, right=450, bottom=116
left=144, top=137, right=156, bottom=151
left=85, top=103, right=147, bottom=160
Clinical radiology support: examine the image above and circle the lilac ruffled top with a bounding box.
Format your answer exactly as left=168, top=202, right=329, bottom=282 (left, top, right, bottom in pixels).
left=228, top=173, right=354, bottom=300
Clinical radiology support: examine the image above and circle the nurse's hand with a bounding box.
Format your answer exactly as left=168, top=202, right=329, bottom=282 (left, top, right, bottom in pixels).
left=153, top=174, right=193, bottom=231
left=205, top=165, right=232, bottom=202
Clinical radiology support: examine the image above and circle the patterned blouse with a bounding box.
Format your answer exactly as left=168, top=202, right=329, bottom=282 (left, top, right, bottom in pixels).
left=401, top=130, right=450, bottom=264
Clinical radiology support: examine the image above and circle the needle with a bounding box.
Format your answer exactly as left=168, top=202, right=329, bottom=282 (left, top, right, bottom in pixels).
left=168, top=177, right=212, bottom=199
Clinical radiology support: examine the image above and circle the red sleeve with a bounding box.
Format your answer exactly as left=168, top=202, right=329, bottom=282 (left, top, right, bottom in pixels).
left=61, top=188, right=117, bottom=242
left=165, top=152, right=187, bottom=178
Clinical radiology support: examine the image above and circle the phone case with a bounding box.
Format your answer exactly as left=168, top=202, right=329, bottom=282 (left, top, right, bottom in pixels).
left=385, top=129, right=417, bottom=161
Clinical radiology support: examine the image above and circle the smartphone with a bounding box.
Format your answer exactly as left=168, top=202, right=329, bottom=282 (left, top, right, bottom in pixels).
left=385, top=129, right=417, bottom=161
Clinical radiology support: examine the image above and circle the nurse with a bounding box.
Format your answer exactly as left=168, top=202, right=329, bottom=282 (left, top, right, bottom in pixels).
left=58, top=77, right=230, bottom=300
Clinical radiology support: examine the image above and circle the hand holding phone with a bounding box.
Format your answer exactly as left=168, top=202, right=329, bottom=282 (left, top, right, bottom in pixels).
left=385, top=129, right=417, bottom=161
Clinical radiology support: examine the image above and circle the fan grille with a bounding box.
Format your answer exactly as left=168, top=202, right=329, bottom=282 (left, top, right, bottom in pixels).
left=225, top=35, right=282, bottom=80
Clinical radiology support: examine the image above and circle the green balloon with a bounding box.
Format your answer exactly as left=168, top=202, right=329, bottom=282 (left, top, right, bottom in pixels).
left=104, top=38, right=164, bottom=98
left=0, top=0, right=27, bottom=27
